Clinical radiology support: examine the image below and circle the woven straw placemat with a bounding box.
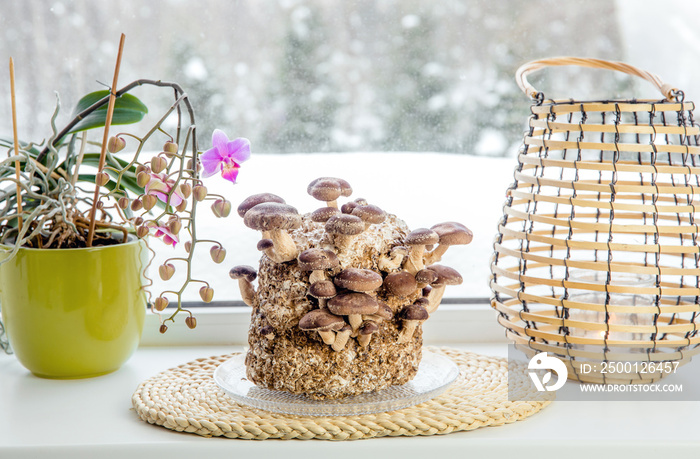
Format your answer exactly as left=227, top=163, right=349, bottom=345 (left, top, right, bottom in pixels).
left=131, top=346, right=552, bottom=440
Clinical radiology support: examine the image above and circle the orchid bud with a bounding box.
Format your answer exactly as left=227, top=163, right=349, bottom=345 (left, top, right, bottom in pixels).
left=159, top=324, right=168, bottom=334
left=199, top=286, right=214, bottom=303
left=151, top=156, right=167, bottom=174
left=210, top=245, right=226, bottom=264
left=185, top=316, right=197, bottom=330
left=158, top=263, right=176, bottom=281
left=107, top=136, right=126, bottom=153
left=135, top=164, right=149, bottom=175
left=142, top=194, right=157, bottom=211
left=175, top=200, right=188, bottom=212
left=118, top=197, right=130, bottom=209
left=184, top=241, right=192, bottom=253
left=137, top=171, right=150, bottom=188
left=193, top=185, right=208, bottom=202
left=154, top=297, right=169, bottom=311
left=179, top=183, right=192, bottom=199
left=134, top=217, right=144, bottom=226
left=131, top=199, right=143, bottom=211
left=164, top=141, right=178, bottom=155
left=136, top=225, right=149, bottom=238
left=212, top=199, right=231, bottom=218
left=187, top=159, right=201, bottom=172
left=95, top=172, right=110, bottom=187
left=168, top=219, right=182, bottom=235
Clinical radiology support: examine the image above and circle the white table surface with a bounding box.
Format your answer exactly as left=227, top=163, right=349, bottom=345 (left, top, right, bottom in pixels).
left=1, top=343, right=698, bottom=459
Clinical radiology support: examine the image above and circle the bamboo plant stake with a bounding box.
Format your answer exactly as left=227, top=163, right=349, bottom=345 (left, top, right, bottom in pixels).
left=86, top=33, right=125, bottom=247
left=9, top=57, right=23, bottom=232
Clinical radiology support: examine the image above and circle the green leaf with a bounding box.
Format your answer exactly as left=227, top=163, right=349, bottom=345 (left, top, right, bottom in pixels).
left=68, top=90, right=148, bottom=134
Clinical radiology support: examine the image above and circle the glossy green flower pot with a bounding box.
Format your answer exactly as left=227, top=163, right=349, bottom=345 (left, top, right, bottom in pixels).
left=0, top=237, right=148, bottom=379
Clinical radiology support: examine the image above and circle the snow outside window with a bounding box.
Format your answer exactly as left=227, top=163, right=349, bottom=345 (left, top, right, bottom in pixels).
left=2, top=0, right=700, bottom=305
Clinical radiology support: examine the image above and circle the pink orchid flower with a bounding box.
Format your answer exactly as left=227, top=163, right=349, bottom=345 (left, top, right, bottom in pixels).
left=200, top=129, right=250, bottom=183
left=152, top=224, right=179, bottom=247
left=145, top=172, right=185, bottom=207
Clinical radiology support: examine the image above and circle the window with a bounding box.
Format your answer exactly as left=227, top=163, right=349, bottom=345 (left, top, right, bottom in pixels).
left=3, top=0, right=700, bottom=306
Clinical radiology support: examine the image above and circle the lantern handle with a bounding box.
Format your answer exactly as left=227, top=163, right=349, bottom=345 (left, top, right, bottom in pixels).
left=516, top=56, right=682, bottom=102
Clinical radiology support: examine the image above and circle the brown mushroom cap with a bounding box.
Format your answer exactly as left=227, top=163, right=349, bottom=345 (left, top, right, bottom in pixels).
left=308, top=177, right=352, bottom=198
left=299, top=309, right=345, bottom=331
left=431, top=222, right=473, bottom=246
left=229, top=265, right=257, bottom=282
left=359, top=321, right=379, bottom=336
left=311, top=206, right=341, bottom=223
left=325, top=214, right=364, bottom=236
left=400, top=302, right=429, bottom=321
left=237, top=193, right=285, bottom=218
left=298, top=248, right=340, bottom=271
left=309, top=280, right=337, bottom=299
left=415, top=268, right=439, bottom=285
left=256, top=238, right=274, bottom=251
left=427, top=264, right=463, bottom=286
left=328, top=292, right=379, bottom=316
left=334, top=268, right=383, bottom=292
left=383, top=271, right=418, bottom=297
left=243, top=202, right=301, bottom=231
left=352, top=204, right=386, bottom=226
left=341, top=201, right=358, bottom=214
left=375, top=302, right=394, bottom=320
left=308, top=178, right=342, bottom=202
left=405, top=228, right=440, bottom=246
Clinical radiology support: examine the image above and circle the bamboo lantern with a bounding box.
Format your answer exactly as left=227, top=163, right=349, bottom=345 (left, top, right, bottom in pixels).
left=491, top=57, right=700, bottom=384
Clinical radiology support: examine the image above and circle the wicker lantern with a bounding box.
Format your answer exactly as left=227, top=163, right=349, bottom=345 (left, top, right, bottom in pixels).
left=491, top=57, right=700, bottom=384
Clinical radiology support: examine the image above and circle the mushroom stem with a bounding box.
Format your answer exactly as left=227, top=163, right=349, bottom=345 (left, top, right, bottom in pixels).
left=238, top=279, right=257, bottom=306
left=269, top=228, right=299, bottom=263
left=349, top=314, right=363, bottom=335
left=309, top=270, right=327, bottom=285
left=404, top=245, right=426, bottom=275
left=426, top=285, right=447, bottom=314
left=424, top=244, right=449, bottom=265
left=326, top=199, right=338, bottom=209
left=331, top=326, right=352, bottom=352
left=358, top=333, right=373, bottom=347
left=318, top=330, right=336, bottom=346
left=398, top=321, right=419, bottom=343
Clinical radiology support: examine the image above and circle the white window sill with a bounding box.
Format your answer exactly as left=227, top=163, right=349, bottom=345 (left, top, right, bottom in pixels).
left=140, top=303, right=507, bottom=347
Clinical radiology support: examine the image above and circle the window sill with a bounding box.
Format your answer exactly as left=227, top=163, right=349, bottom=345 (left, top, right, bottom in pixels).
left=140, top=303, right=507, bottom=347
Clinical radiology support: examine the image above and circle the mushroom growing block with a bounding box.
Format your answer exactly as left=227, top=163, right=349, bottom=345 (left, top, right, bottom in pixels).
left=238, top=177, right=470, bottom=400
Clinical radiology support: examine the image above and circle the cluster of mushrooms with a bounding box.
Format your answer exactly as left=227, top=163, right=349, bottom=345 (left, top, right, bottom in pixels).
left=230, top=177, right=472, bottom=352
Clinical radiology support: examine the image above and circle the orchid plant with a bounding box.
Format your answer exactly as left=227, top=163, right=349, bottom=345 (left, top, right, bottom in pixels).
left=0, top=79, right=248, bottom=337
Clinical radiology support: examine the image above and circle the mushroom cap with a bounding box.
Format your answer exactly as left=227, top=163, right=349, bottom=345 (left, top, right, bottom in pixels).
left=244, top=202, right=301, bottom=231
left=311, top=206, right=341, bottom=223
left=309, top=280, right=337, bottom=299
left=308, top=178, right=342, bottom=202
left=430, top=222, right=473, bottom=246
left=359, top=321, right=379, bottom=335
left=298, top=248, right=340, bottom=271
left=298, top=309, right=345, bottom=332
left=427, top=264, right=463, bottom=286
left=334, top=268, right=383, bottom=292
left=256, top=238, right=274, bottom=251
left=405, top=228, right=440, bottom=246
left=325, top=214, right=364, bottom=236
left=375, top=301, right=394, bottom=320
left=229, top=265, right=257, bottom=282
left=341, top=201, right=358, bottom=214
left=328, top=292, right=379, bottom=316
left=415, top=268, right=439, bottom=285
left=400, top=302, right=429, bottom=321
left=383, top=271, right=418, bottom=297
left=308, top=177, right=352, bottom=199
left=237, top=193, right=285, bottom=218
left=352, top=204, right=386, bottom=225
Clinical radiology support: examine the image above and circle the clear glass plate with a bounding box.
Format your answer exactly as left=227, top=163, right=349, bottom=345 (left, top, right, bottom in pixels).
left=213, top=350, right=460, bottom=417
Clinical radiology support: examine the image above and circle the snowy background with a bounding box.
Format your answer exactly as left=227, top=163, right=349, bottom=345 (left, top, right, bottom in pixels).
left=2, top=0, right=700, bottom=303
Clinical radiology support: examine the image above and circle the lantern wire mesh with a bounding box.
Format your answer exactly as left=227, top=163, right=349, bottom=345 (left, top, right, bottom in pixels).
left=491, top=57, right=700, bottom=384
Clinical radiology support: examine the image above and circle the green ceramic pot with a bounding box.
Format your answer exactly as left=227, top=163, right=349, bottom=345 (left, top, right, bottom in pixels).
left=0, top=236, right=148, bottom=378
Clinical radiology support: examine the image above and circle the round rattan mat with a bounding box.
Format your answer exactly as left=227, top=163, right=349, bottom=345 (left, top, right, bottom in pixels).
left=131, top=346, right=552, bottom=440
